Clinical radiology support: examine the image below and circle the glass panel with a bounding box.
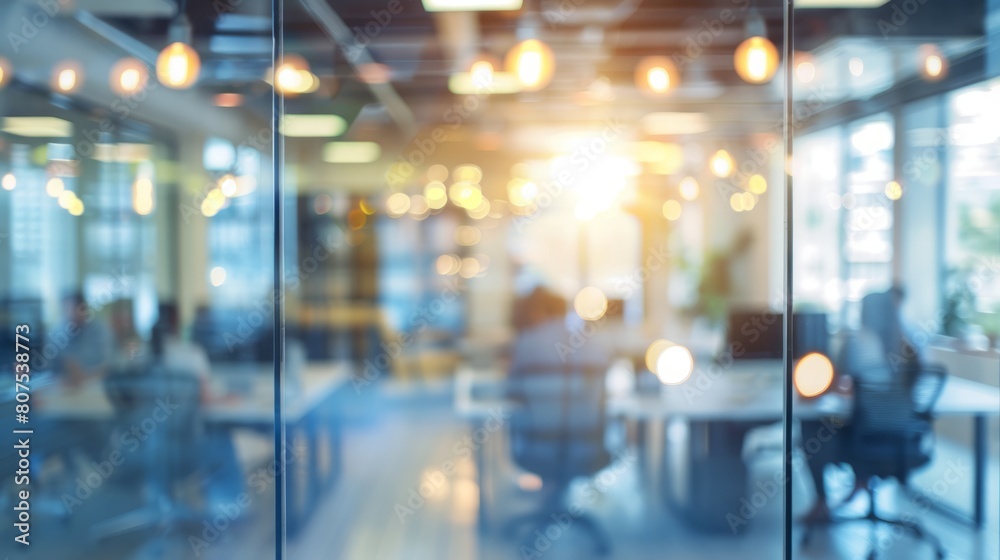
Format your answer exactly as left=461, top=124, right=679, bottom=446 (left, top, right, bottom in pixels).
left=792, top=1, right=1000, bottom=559
left=0, top=1, right=277, bottom=558
left=281, top=1, right=787, bottom=558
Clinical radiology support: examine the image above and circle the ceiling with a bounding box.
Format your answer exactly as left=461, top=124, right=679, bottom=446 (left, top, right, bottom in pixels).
left=0, top=0, right=990, bottom=192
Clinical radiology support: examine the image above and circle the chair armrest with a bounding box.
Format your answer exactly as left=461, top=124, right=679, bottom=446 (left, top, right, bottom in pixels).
left=912, top=363, right=948, bottom=417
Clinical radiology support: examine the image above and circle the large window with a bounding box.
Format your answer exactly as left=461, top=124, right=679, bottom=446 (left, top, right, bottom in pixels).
left=947, top=77, right=1000, bottom=339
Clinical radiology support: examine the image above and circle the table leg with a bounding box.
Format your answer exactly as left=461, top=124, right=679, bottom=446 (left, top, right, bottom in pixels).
left=306, top=414, right=321, bottom=509
left=973, top=414, right=986, bottom=528
left=911, top=414, right=987, bottom=529
left=286, top=423, right=302, bottom=537
left=475, top=423, right=488, bottom=534
left=327, top=409, right=343, bottom=487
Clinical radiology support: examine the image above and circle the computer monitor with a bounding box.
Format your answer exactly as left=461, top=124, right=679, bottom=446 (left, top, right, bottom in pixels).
left=792, top=311, right=829, bottom=359
left=727, top=310, right=783, bottom=360
left=725, top=310, right=830, bottom=361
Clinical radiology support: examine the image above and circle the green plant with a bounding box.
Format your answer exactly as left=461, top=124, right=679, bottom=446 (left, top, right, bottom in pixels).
left=941, top=268, right=975, bottom=337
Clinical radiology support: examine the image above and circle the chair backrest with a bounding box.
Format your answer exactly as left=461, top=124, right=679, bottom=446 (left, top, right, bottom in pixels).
left=508, top=362, right=609, bottom=483
left=507, top=320, right=610, bottom=483
left=848, top=356, right=947, bottom=481
left=104, top=364, right=202, bottom=476
left=838, top=329, right=894, bottom=385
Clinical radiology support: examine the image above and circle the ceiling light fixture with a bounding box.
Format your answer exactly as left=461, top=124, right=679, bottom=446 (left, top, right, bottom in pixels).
left=156, top=0, right=201, bottom=89
left=506, top=38, right=555, bottom=92
left=110, top=58, right=149, bottom=96
left=919, top=44, right=947, bottom=82
left=52, top=61, right=83, bottom=94
left=734, top=11, right=779, bottom=84
left=635, top=56, right=679, bottom=96
left=0, top=57, right=11, bottom=89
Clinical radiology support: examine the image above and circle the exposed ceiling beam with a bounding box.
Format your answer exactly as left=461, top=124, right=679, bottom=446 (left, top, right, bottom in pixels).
left=298, top=0, right=418, bottom=137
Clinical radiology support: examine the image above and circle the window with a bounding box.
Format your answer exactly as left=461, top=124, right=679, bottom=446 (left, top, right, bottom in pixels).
left=946, top=77, right=1000, bottom=337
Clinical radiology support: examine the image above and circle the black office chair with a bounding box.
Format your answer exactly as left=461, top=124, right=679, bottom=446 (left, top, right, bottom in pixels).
left=504, top=362, right=612, bottom=556
left=845, top=363, right=948, bottom=560
left=803, top=329, right=948, bottom=560
left=90, top=365, right=203, bottom=543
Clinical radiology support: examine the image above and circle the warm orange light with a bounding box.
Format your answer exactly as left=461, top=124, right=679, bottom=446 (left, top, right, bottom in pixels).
left=469, top=54, right=500, bottom=89
left=635, top=56, right=679, bottom=96
left=424, top=181, right=448, bottom=209
left=58, top=190, right=75, bottom=209
left=919, top=45, right=947, bottom=81
left=794, top=352, right=834, bottom=398
left=885, top=180, right=903, bottom=201
left=52, top=62, right=82, bottom=94
left=45, top=177, right=65, bottom=198
left=214, top=93, right=243, bottom=107
left=655, top=344, right=694, bottom=385
left=156, top=42, right=200, bottom=89
left=201, top=188, right=225, bottom=217
left=662, top=199, right=682, bottom=221
left=455, top=225, right=481, bottom=246
left=347, top=208, right=367, bottom=230
left=679, top=177, right=699, bottom=201
left=218, top=174, right=238, bottom=197
left=0, top=57, right=12, bottom=88
left=111, top=58, right=149, bottom=95
left=459, top=257, right=482, bottom=279
left=730, top=192, right=744, bottom=212
left=449, top=181, right=482, bottom=209
left=573, top=286, right=608, bottom=321
left=734, top=36, right=779, bottom=84
left=505, top=39, right=555, bottom=92
left=274, top=55, right=317, bottom=95
left=386, top=193, right=411, bottom=217
left=132, top=177, right=154, bottom=215
left=436, top=254, right=461, bottom=276
left=710, top=150, right=734, bottom=178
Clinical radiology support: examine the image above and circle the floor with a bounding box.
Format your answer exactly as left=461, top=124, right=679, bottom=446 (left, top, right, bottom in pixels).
left=6, top=380, right=998, bottom=560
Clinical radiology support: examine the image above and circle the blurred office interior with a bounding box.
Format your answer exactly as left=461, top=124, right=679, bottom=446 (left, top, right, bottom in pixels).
left=0, top=0, right=998, bottom=559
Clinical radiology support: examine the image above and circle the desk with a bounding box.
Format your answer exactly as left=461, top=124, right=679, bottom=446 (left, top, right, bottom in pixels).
left=37, top=361, right=350, bottom=536
left=612, top=370, right=999, bottom=528
left=456, top=363, right=1000, bottom=529
left=454, top=367, right=513, bottom=532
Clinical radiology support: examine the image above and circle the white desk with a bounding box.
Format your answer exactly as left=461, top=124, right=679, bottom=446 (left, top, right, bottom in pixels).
left=37, top=362, right=348, bottom=425
left=36, top=361, right=351, bottom=535
left=607, top=373, right=1000, bottom=420
left=455, top=362, right=1000, bottom=528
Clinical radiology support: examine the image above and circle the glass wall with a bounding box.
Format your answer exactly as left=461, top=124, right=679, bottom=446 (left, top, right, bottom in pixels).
left=278, top=0, right=789, bottom=558
left=0, top=0, right=277, bottom=558
left=1, top=0, right=997, bottom=559
left=792, top=1, right=1000, bottom=559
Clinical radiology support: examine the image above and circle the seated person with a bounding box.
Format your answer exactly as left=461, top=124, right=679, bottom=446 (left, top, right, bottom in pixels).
left=108, top=298, right=149, bottom=368
left=802, top=286, right=923, bottom=523
left=149, top=301, right=244, bottom=513
left=508, top=286, right=610, bottom=381
left=54, top=292, right=114, bottom=387
left=151, top=302, right=211, bottom=399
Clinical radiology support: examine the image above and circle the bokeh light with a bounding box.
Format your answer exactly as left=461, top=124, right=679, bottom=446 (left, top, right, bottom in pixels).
left=793, top=352, right=834, bottom=398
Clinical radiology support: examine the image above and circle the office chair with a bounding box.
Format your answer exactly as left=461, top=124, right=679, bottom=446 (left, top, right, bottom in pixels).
left=802, top=329, right=948, bottom=560
left=90, top=365, right=203, bottom=543
left=504, top=362, right=612, bottom=556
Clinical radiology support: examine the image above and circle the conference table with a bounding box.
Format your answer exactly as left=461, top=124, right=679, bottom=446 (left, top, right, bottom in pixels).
left=35, top=361, right=351, bottom=536
left=455, top=360, right=1000, bottom=530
